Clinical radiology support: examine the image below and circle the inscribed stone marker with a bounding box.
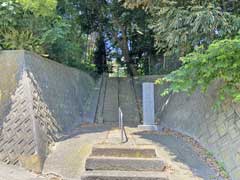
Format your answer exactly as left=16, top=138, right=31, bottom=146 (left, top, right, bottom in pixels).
left=138, top=82, right=157, bottom=130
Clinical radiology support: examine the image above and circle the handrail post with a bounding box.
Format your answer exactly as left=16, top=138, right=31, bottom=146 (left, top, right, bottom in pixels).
left=119, top=107, right=125, bottom=143
left=121, top=110, right=123, bottom=143
left=119, top=107, right=122, bottom=129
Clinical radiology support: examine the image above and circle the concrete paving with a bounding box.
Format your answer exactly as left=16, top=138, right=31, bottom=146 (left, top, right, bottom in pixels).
left=131, top=129, right=224, bottom=180
left=0, top=125, right=224, bottom=180
left=42, top=125, right=110, bottom=179
left=0, top=162, right=45, bottom=180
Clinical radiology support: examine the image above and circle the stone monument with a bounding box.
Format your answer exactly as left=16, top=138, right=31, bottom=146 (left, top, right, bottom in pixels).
left=138, top=82, right=158, bottom=131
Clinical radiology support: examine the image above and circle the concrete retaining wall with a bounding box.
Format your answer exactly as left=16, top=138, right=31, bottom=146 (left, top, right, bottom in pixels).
left=159, top=87, right=240, bottom=180
left=0, top=51, right=24, bottom=129
left=0, top=50, right=100, bottom=171
left=1, top=50, right=239, bottom=179
left=23, top=51, right=100, bottom=130
left=134, top=76, right=240, bottom=180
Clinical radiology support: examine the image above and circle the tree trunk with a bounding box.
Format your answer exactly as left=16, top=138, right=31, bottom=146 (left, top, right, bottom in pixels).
left=120, top=26, right=137, bottom=76
left=121, top=26, right=130, bottom=63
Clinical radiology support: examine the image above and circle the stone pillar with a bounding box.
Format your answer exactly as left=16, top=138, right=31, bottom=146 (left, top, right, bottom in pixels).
left=138, top=83, right=158, bottom=131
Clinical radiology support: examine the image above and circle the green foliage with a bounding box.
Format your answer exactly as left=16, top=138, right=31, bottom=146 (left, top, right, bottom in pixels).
left=0, top=1, right=44, bottom=53
left=1, top=29, right=43, bottom=53
left=16, top=0, right=57, bottom=16
left=124, top=0, right=240, bottom=74
left=0, top=1, right=19, bottom=28
left=68, top=0, right=156, bottom=75
left=149, top=1, right=240, bottom=58
left=0, top=0, right=96, bottom=72
left=159, top=35, right=240, bottom=104
left=41, top=19, right=70, bottom=45
left=1, top=0, right=239, bottom=77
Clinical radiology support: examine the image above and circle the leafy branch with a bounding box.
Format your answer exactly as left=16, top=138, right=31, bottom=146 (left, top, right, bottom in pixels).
left=158, top=34, right=240, bottom=105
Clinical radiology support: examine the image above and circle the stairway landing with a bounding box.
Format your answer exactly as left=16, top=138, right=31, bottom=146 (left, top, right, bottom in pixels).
left=81, top=127, right=168, bottom=180
left=4, top=124, right=222, bottom=180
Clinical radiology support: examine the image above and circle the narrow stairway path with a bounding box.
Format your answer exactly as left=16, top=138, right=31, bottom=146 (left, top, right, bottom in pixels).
left=81, top=126, right=224, bottom=180
left=102, top=78, right=119, bottom=125
left=0, top=125, right=225, bottom=180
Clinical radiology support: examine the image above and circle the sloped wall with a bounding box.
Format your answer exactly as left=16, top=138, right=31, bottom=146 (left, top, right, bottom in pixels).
left=0, top=50, right=101, bottom=171
left=23, top=51, right=100, bottom=130
left=134, top=76, right=240, bottom=180
left=0, top=71, right=59, bottom=172
left=158, top=85, right=240, bottom=180
left=0, top=51, right=24, bottom=130
left=0, top=51, right=100, bottom=132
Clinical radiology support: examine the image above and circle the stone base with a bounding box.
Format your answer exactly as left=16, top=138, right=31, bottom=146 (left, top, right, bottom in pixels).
left=138, top=125, right=158, bottom=131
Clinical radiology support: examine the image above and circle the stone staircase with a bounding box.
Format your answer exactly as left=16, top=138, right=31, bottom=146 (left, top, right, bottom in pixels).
left=119, top=78, right=140, bottom=126
left=102, top=78, right=119, bottom=125
left=97, top=76, right=141, bottom=127
left=81, top=145, right=168, bottom=180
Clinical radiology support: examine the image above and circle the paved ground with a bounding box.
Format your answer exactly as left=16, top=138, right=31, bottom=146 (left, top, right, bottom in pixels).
left=0, top=162, right=44, bottom=180
left=42, top=124, right=110, bottom=179
left=131, top=130, right=224, bottom=180
left=0, top=125, right=224, bottom=180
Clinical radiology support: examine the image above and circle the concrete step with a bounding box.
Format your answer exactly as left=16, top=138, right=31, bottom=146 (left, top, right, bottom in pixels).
left=119, top=78, right=141, bottom=125
left=103, top=78, right=119, bottom=124
left=91, top=146, right=157, bottom=158
left=85, top=156, right=165, bottom=171
left=81, top=170, right=168, bottom=180
left=102, top=122, right=138, bottom=127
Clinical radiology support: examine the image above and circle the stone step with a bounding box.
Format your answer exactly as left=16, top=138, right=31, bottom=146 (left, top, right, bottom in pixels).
left=102, top=121, right=138, bottom=126
left=118, top=79, right=140, bottom=125
left=91, top=146, right=157, bottom=158
left=81, top=170, right=168, bottom=180
left=85, top=156, right=165, bottom=171
left=102, top=78, right=119, bottom=124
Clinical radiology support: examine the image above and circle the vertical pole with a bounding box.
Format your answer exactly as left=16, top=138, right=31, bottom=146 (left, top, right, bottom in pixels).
left=148, top=56, right=151, bottom=75
left=119, top=107, right=121, bottom=129
left=119, top=107, right=124, bottom=143
left=163, top=55, right=166, bottom=70
left=121, top=110, right=123, bottom=143
left=119, top=107, right=128, bottom=143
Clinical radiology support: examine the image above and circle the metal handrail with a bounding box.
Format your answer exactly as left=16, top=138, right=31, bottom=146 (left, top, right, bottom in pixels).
left=119, top=107, right=128, bottom=143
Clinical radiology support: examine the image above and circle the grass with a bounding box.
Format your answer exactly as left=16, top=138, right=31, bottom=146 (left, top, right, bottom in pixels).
left=205, top=150, right=230, bottom=179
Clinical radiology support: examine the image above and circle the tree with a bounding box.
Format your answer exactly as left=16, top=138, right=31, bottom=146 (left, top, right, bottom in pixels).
left=158, top=35, right=240, bottom=105
left=0, top=0, right=96, bottom=72
left=3, top=0, right=238, bottom=78
left=125, top=0, right=240, bottom=104
left=124, top=0, right=240, bottom=71
left=94, top=34, right=107, bottom=74
left=16, top=0, right=57, bottom=16
left=63, top=0, right=156, bottom=75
